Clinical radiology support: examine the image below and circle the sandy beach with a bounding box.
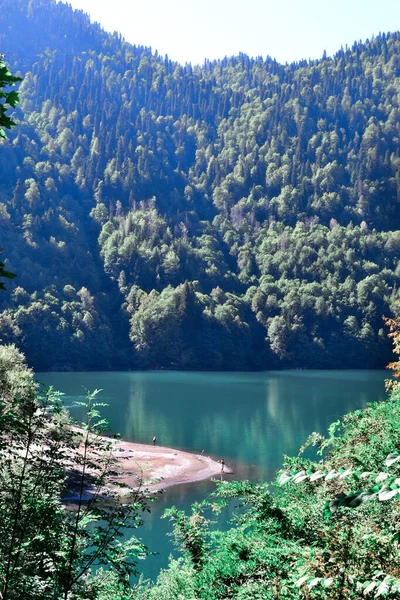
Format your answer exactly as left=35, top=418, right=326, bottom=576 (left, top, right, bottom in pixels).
left=108, top=439, right=231, bottom=493
left=65, top=429, right=231, bottom=498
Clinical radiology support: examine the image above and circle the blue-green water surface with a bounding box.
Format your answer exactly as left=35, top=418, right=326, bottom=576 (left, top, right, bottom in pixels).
left=37, top=370, right=387, bottom=579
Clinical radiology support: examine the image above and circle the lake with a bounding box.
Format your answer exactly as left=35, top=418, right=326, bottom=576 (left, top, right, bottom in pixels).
left=37, top=369, right=388, bottom=579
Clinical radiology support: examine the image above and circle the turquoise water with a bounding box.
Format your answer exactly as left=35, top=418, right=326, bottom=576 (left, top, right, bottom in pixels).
left=38, top=370, right=388, bottom=579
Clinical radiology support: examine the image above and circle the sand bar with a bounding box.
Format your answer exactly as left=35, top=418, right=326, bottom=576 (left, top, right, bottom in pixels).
left=108, top=439, right=231, bottom=493
left=65, top=429, right=231, bottom=498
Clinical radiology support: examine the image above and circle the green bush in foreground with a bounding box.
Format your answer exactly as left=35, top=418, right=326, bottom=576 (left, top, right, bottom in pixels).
left=138, top=401, right=400, bottom=599
left=2, top=338, right=400, bottom=599
left=137, top=335, right=400, bottom=598
left=0, top=344, right=151, bottom=600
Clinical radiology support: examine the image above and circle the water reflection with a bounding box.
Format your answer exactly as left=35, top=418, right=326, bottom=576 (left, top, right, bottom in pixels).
left=38, top=369, right=388, bottom=579
left=39, top=370, right=387, bottom=482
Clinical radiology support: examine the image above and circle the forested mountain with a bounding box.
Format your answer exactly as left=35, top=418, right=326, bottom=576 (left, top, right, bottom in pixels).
left=0, top=0, right=399, bottom=370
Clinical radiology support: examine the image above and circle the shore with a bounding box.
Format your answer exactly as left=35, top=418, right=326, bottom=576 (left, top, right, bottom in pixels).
left=65, top=429, right=232, bottom=499
left=108, top=439, right=231, bottom=493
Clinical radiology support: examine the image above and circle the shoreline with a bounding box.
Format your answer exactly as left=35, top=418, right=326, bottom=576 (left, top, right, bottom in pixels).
left=108, top=439, right=231, bottom=494
left=65, top=429, right=232, bottom=499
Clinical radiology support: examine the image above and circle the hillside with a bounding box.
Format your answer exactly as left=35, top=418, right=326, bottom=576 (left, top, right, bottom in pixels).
left=0, top=0, right=399, bottom=370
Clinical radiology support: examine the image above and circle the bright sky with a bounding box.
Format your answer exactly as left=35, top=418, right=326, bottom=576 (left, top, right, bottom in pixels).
left=63, top=0, right=400, bottom=66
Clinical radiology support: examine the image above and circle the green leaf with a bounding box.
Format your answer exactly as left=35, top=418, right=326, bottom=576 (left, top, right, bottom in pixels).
left=6, top=90, right=20, bottom=107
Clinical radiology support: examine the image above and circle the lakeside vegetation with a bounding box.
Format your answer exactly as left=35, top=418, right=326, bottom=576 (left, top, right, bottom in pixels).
left=0, top=0, right=400, bottom=370
left=0, top=343, right=153, bottom=600
left=137, top=362, right=400, bottom=599
left=0, top=336, right=399, bottom=598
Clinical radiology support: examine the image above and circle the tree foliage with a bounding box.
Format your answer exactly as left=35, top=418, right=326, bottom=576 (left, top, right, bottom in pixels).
left=0, top=344, right=150, bottom=599
left=0, top=0, right=400, bottom=369
left=136, top=318, right=400, bottom=599
left=0, top=250, right=15, bottom=291
left=0, top=55, right=20, bottom=289
left=0, top=54, right=21, bottom=138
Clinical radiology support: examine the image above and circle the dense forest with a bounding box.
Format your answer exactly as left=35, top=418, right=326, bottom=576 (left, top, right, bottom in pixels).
left=1, top=0, right=400, bottom=370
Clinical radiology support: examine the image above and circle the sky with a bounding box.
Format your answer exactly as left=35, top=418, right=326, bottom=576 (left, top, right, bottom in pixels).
left=63, top=0, right=400, bottom=66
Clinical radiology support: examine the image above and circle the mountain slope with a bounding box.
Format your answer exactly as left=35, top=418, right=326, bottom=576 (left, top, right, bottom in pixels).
left=0, top=0, right=399, bottom=370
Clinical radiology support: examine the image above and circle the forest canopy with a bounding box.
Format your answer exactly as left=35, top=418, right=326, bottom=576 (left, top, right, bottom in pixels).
left=0, top=0, right=400, bottom=370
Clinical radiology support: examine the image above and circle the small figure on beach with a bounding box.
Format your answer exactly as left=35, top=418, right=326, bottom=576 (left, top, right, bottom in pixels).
left=152, top=436, right=157, bottom=445
left=220, top=458, right=225, bottom=472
